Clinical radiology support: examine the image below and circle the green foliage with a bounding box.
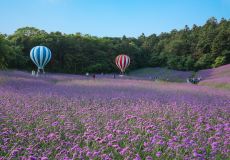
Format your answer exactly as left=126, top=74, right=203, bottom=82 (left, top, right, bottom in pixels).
left=185, top=55, right=195, bottom=70
left=0, top=17, right=230, bottom=73
left=149, top=53, right=162, bottom=67
left=221, top=50, right=230, bottom=63
left=0, top=34, right=17, bottom=69
left=86, top=63, right=104, bottom=73
left=212, top=56, right=226, bottom=68
left=195, top=54, right=214, bottom=70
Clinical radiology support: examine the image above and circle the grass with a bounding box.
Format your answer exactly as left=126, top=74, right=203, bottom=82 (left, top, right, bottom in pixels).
left=199, top=82, right=230, bottom=90
left=0, top=77, right=7, bottom=85
left=129, top=67, right=192, bottom=82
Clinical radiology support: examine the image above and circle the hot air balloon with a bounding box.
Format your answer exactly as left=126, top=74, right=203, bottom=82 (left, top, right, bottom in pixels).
left=115, top=54, right=130, bottom=74
left=30, top=46, right=52, bottom=75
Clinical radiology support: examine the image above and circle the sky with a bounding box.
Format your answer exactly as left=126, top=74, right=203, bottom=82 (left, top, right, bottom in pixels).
left=0, top=0, right=230, bottom=37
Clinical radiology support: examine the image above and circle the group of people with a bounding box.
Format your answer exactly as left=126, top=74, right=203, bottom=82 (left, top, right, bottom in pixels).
left=187, top=77, right=202, bottom=84
left=85, top=73, right=118, bottom=79
left=86, top=73, right=96, bottom=79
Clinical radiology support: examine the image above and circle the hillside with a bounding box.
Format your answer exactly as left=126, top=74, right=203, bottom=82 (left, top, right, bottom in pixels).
left=129, top=67, right=193, bottom=82
left=128, top=64, right=230, bottom=89
left=198, top=64, right=230, bottom=90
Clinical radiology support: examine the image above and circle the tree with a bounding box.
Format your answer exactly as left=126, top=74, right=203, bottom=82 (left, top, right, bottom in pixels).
left=0, top=34, right=17, bottom=69
left=1, top=17, right=230, bottom=73
left=195, top=54, right=214, bottom=70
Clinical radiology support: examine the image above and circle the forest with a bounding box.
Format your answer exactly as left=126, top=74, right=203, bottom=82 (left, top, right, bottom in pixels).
left=0, top=17, right=230, bottom=73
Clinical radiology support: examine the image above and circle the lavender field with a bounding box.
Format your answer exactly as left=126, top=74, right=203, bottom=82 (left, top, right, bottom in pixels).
left=0, top=71, right=230, bottom=160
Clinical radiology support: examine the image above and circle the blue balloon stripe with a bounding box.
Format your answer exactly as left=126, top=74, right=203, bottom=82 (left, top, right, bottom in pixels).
left=32, top=47, right=39, bottom=67
left=43, top=47, right=50, bottom=66
left=41, top=47, right=47, bottom=67
left=48, top=50, right=51, bottom=64
left=39, top=46, right=43, bottom=68
left=37, top=47, right=41, bottom=68
left=44, top=49, right=51, bottom=66
left=34, top=47, right=39, bottom=68
left=30, top=47, right=36, bottom=65
left=48, top=49, right=51, bottom=64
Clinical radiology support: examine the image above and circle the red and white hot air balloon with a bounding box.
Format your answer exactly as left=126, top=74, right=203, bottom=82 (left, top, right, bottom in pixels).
left=115, top=54, right=130, bottom=74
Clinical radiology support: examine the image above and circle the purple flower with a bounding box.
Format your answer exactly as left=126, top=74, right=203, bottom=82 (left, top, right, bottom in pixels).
left=51, top=121, right=59, bottom=126
left=193, top=151, right=203, bottom=158
left=107, top=134, right=113, bottom=140
left=145, top=156, right=153, bottom=160
left=119, top=147, right=129, bottom=155
left=10, top=149, right=19, bottom=156
left=134, top=154, right=141, bottom=160
left=29, top=156, right=37, bottom=160
left=211, top=142, right=219, bottom=150
left=156, top=151, right=162, bottom=157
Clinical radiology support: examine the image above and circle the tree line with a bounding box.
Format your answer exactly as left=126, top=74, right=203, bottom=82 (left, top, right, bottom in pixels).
left=0, top=17, right=229, bottom=73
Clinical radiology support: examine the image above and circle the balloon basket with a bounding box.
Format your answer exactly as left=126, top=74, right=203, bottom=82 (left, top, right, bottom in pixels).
left=35, top=69, right=46, bottom=77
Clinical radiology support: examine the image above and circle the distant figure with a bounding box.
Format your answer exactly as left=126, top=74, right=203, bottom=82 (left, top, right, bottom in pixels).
left=186, top=78, right=190, bottom=83
left=93, top=74, right=95, bottom=79
left=113, top=74, right=116, bottom=79
left=32, top=70, right=35, bottom=76
left=197, top=76, right=202, bottom=81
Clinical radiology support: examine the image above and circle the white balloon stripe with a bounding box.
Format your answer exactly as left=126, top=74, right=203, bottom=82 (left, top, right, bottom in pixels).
left=118, top=56, right=122, bottom=70
left=122, top=55, right=125, bottom=70
left=44, top=49, right=51, bottom=66
left=48, top=49, right=52, bottom=63
left=121, top=55, right=125, bottom=71
left=126, top=56, right=130, bottom=67
left=39, top=46, right=44, bottom=68
left=34, top=47, right=40, bottom=68
left=48, top=48, right=52, bottom=63
left=43, top=47, right=49, bottom=66
left=124, top=56, right=127, bottom=72
left=115, top=56, right=119, bottom=69
left=125, top=56, right=128, bottom=68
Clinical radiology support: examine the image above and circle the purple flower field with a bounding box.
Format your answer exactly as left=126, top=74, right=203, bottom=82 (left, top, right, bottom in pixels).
left=0, top=71, right=230, bottom=160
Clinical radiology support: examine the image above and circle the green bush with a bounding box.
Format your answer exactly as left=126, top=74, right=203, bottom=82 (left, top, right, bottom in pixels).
left=212, top=56, right=226, bottom=68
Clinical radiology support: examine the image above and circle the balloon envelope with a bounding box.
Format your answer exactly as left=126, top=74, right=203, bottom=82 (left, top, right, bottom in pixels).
left=30, top=46, right=52, bottom=69
left=115, top=54, right=130, bottom=73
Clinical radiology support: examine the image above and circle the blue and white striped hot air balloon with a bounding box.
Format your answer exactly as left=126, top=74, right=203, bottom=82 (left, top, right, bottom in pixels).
left=30, top=46, right=52, bottom=74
